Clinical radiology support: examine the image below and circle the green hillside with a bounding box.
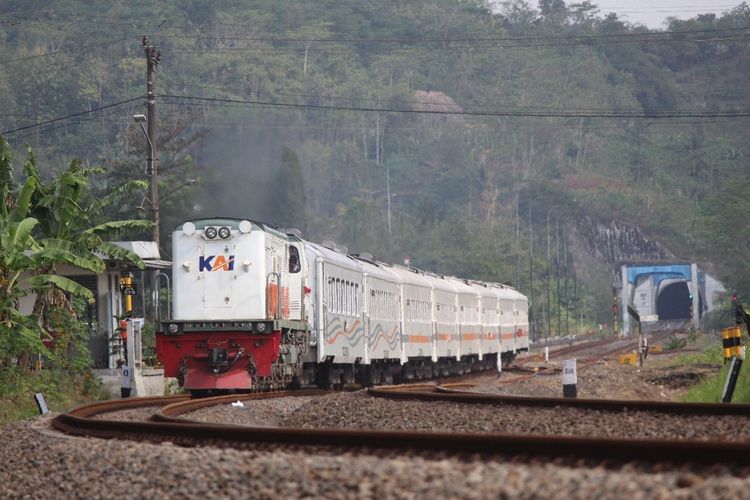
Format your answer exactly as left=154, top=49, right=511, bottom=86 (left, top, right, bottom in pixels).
left=2, top=0, right=750, bottom=328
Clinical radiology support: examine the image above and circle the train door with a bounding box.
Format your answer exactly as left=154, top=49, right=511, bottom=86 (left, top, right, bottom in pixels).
left=201, top=239, right=237, bottom=311
left=286, top=242, right=304, bottom=321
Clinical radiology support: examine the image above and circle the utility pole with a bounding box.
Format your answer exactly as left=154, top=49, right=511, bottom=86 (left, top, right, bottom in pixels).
left=546, top=208, right=555, bottom=340
left=556, top=218, right=561, bottom=336
left=515, top=194, right=520, bottom=289
left=564, top=235, right=569, bottom=336
left=143, top=36, right=160, bottom=245
left=528, top=204, right=534, bottom=341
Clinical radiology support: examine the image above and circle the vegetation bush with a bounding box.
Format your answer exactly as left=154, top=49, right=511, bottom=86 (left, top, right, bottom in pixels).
left=0, top=137, right=150, bottom=423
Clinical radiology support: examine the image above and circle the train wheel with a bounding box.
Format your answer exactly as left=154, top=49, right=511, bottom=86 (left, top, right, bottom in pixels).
left=366, top=365, right=382, bottom=386
left=315, top=365, right=334, bottom=390
left=414, top=363, right=424, bottom=381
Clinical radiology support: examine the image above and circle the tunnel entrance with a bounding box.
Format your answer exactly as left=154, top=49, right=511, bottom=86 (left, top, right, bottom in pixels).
left=656, top=281, right=691, bottom=320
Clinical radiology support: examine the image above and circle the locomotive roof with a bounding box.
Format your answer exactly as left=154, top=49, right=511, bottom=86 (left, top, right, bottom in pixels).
left=176, top=217, right=295, bottom=240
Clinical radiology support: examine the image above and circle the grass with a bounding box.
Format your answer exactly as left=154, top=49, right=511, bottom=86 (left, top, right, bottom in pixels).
left=673, top=344, right=723, bottom=366
left=0, top=368, right=104, bottom=426
left=674, top=344, right=750, bottom=403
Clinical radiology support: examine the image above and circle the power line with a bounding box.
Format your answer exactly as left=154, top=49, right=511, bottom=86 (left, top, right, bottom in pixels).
left=3, top=11, right=747, bottom=43
left=166, top=84, right=619, bottom=112
left=1, top=97, right=143, bottom=135
left=167, top=84, right=750, bottom=113
left=0, top=36, right=132, bottom=65
left=10, top=102, right=745, bottom=142
left=160, top=93, right=750, bottom=119
left=3, top=10, right=745, bottom=35
left=150, top=26, right=750, bottom=45
left=160, top=34, right=750, bottom=56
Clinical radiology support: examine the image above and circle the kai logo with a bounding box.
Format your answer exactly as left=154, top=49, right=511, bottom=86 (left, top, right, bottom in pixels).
left=199, top=255, right=235, bottom=272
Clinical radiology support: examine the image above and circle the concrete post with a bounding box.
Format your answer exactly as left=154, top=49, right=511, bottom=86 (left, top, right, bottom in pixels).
left=691, top=263, right=700, bottom=329
left=126, top=320, right=146, bottom=396
left=621, top=265, right=630, bottom=336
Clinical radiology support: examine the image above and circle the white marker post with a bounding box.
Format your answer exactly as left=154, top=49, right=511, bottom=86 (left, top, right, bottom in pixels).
left=562, top=359, right=577, bottom=398
left=34, top=393, right=49, bottom=415
left=545, top=346, right=549, bottom=363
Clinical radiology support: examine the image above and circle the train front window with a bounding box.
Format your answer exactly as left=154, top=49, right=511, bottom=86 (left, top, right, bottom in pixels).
left=288, top=246, right=301, bottom=273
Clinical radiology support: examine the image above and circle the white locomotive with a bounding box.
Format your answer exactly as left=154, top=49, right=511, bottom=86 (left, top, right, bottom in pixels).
left=157, top=218, right=529, bottom=391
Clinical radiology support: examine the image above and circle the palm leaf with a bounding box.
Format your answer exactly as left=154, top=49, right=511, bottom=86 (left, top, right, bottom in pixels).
left=84, top=219, right=153, bottom=236
left=10, top=176, right=37, bottom=223
left=25, top=274, right=94, bottom=301
left=0, top=137, right=15, bottom=194
left=35, top=245, right=105, bottom=274
left=89, top=180, right=149, bottom=213
left=98, top=241, right=146, bottom=269
left=11, top=217, right=38, bottom=249
left=40, top=237, right=73, bottom=252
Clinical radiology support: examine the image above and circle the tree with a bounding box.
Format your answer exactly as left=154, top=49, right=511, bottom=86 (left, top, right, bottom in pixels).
left=22, top=153, right=151, bottom=331
left=275, top=146, right=307, bottom=231
left=0, top=138, right=94, bottom=365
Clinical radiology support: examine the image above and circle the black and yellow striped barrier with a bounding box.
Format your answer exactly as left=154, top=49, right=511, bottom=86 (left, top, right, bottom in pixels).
left=722, top=326, right=743, bottom=361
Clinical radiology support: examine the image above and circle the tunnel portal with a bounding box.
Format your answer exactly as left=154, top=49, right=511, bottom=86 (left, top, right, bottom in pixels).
left=656, top=281, right=691, bottom=320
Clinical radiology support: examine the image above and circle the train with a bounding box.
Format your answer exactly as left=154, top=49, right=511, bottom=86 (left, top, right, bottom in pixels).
left=156, top=217, right=529, bottom=391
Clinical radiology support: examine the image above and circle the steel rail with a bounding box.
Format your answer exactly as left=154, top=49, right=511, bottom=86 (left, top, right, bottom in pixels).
left=51, top=392, right=750, bottom=464
left=51, top=383, right=750, bottom=464
left=64, top=394, right=190, bottom=418
left=50, top=413, right=750, bottom=464
left=154, top=389, right=331, bottom=420
left=368, top=385, right=750, bottom=415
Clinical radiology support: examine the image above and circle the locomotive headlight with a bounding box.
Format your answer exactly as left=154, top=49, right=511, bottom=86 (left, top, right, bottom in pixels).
left=255, top=322, right=267, bottom=333
left=218, top=226, right=231, bottom=239
left=168, top=323, right=180, bottom=334
left=204, top=226, right=217, bottom=239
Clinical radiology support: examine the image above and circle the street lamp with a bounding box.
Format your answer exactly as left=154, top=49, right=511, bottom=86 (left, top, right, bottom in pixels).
left=161, top=178, right=197, bottom=202
left=555, top=214, right=564, bottom=337
left=546, top=206, right=559, bottom=340
left=132, top=115, right=152, bottom=150
left=133, top=114, right=159, bottom=245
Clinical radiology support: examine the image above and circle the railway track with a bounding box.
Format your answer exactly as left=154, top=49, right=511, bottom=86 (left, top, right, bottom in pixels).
left=52, top=382, right=750, bottom=465
left=502, top=324, right=692, bottom=385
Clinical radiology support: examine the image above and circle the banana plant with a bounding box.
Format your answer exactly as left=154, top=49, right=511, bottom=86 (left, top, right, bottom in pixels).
left=20, top=151, right=152, bottom=324
left=0, top=139, right=94, bottom=359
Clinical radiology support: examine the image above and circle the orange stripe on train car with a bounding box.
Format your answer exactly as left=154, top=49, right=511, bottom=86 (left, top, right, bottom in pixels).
left=406, top=335, right=431, bottom=343
left=436, top=334, right=452, bottom=341
left=463, top=333, right=479, bottom=341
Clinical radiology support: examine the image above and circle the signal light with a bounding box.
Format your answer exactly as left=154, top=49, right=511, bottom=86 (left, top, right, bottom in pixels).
left=204, top=227, right=217, bottom=239
left=218, top=226, right=231, bottom=239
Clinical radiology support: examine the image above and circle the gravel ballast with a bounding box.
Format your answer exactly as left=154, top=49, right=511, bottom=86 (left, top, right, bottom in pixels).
left=184, top=390, right=750, bottom=442
left=5, top=335, right=745, bottom=498
left=2, top=415, right=750, bottom=499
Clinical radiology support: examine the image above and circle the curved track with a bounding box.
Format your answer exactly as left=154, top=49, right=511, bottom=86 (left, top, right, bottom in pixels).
left=52, top=383, right=750, bottom=465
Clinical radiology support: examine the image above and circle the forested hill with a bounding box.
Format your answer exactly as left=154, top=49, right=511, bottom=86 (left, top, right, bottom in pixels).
left=1, top=1, right=750, bottom=324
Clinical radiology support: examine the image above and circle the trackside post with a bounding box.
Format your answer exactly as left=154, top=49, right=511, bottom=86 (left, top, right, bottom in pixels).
left=722, top=295, right=749, bottom=402
left=562, top=359, right=577, bottom=398
left=627, top=305, right=646, bottom=367
left=722, top=357, right=743, bottom=403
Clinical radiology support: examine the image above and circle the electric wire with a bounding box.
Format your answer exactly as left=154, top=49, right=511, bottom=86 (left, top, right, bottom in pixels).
left=160, top=93, right=750, bottom=119
left=1, top=97, right=144, bottom=135
left=0, top=37, right=132, bottom=65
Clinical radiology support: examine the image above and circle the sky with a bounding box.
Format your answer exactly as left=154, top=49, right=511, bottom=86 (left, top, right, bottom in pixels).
left=593, top=1, right=742, bottom=28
